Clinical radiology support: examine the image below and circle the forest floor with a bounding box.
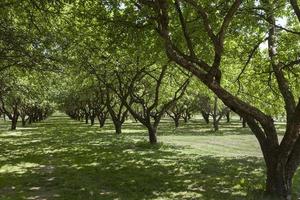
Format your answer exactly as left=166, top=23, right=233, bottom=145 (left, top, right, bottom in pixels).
left=0, top=113, right=299, bottom=200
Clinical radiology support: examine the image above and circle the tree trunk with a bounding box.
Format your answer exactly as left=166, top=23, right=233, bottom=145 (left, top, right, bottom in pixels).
left=85, top=114, right=89, bottom=124
left=148, top=126, right=157, bottom=144
left=97, top=114, right=107, bottom=128
left=28, top=116, right=32, bottom=124
left=242, top=118, right=247, bottom=128
left=38, top=112, right=43, bottom=121
left=183, top=115, right=188, bottom=123
left=21, top=116, right=26, bottom=127
left=226, top=112, right=230, bottom=123
left=174, top=117, right=180, bottom=128
left=11, top=105, right=19, bottom=130
left=187, top=113, right=191, bottom=120
left=90, top=116, right=95, bottom=126
left=113, top=120, right=122, bottom=134
left=100, top=118, right=106, bottom=127
left=213, top=119, right=219, bottom=132
left=265, top=164, right=292, bottom=200
left=11, top=116, right=18, bottom=130
left=201, top=111, right=209, bottom=124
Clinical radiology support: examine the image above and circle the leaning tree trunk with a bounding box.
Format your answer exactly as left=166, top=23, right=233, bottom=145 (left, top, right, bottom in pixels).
left=147, top=126, right=157, bottom=144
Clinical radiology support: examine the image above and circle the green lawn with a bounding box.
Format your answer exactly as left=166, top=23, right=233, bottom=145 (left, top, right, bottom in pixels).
left=0, top=114, right=299, bottom=200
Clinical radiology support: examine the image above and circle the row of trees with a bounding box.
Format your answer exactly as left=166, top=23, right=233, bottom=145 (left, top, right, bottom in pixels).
left=57, top=0, right=299, bottom=198
left=0, top=70, right=55, bottom=130
left=2, top=0, right=300, bottom=198
left=134, top=0, right=300, bottom=198
left=61, top=73, right=235, bottom=134
left=0, top=1, right=63, bottom=129
left=61, top=60, right=219, bottom=143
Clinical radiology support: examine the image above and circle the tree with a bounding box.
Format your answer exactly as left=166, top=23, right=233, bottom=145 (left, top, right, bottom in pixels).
left=0, top=69, right=54, bottom=130
left=167, top=102, right=186, bottom=128
left=112, top=60, right=189, bottom=144
left=137, top=0, right=300, bottom=198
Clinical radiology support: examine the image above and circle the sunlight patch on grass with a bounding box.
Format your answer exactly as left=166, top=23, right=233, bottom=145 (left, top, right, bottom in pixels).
left=84, top=162, right=100, bottom=167
left=0, top=114, right=298, bottom=199
left=0, top=131, right=41, bottom=138
left=0, top=131, right=22, bottom=137
left=160, top=135, right=263, bottom=157
left=154, top=191, right=203, bottom=199
left=0, top=162, right=41, bottom=174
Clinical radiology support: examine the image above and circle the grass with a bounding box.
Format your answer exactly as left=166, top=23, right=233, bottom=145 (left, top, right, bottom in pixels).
left=0, top=113, right=299, bottom=200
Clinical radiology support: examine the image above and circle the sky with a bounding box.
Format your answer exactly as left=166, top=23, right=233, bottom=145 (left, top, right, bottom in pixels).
left=260, top=17, right=288, bottom=50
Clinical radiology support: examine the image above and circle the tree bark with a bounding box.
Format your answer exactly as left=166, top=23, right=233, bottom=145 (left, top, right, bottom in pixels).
left=213, top=118, right=219, bottom=132
left=201, top=111, right=210, bottom=124
left=21, top=116, right=26, bottom=127
left=11, top=116, right=18, bottom=130
left=90, top=116, right=95, bottom=126
left=174, top=117, right=180, bottom=128
left=85, top=114, right=89, bottom=124
left=97, top=112, right=107, bottom=128
left=97, top=115, right=106, bottom=128
left=28, top=116, right=32, bottom=124
left=226, top=112, right=230, bottom=123
left=146, top=1, right=300, bottom=198
left=113, top=120, right=122, bottom=134
left=265, top=163, right=292, bottom=200
left=148, top=126, right=157, bottom=144
left=183, top=114, right=188, bottom=123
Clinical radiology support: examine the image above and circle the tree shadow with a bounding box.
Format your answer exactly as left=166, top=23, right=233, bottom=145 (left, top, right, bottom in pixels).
left=0, top=115, right=298, bottom=200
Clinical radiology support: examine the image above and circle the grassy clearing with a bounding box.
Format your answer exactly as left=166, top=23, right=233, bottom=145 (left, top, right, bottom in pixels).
left=0, top=113, right=299, bottom=200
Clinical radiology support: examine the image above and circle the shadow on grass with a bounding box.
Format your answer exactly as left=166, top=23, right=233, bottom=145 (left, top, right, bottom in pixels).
left=0, top=114, right=298, bottom=200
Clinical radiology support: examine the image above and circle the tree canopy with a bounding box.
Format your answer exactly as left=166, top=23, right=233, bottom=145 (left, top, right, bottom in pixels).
left=1, top=0, right=300, bottom=199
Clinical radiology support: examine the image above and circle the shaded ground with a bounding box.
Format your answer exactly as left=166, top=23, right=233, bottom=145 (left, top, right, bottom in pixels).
left=0, top=114, right=299, bottom=200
